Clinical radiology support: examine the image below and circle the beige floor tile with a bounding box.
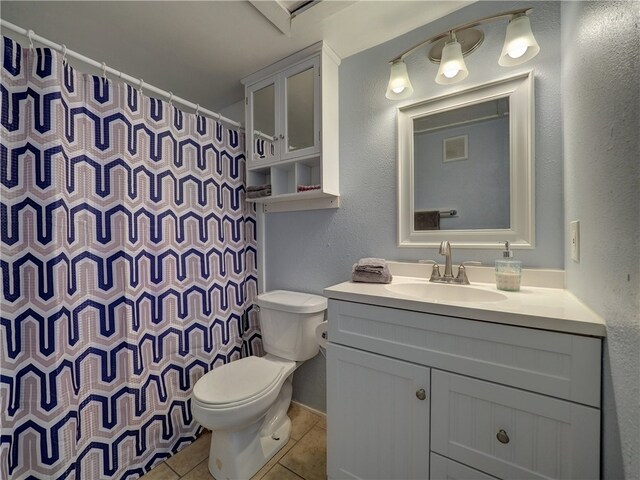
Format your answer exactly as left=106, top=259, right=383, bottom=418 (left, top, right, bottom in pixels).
left=288, top=403, right=320, bottom=440
left=251, top=438, right=297, bottom=480
left=261, top=464, right=304, bottom=480
left=315, top=415, right=326, bottom=430
left=280, top=426, right=327, bottom=480
left=179, top=459, right=214, bottom=480
left=165, top=432, right=212, bottom=476
left=140, top=462, right=179, bottom=480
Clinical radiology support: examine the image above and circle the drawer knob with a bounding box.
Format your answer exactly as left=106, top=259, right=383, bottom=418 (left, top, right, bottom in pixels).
left=496, top=429, right=510, bottom=444
left=415, top=388, right=427, bottom=401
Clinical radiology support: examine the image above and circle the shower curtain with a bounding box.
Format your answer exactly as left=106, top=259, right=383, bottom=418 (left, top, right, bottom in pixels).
left=0, top=37, right=260, bottom=479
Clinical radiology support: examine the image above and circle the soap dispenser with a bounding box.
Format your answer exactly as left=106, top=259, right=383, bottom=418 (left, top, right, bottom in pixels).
left=495, top=241, right=522, bottom=291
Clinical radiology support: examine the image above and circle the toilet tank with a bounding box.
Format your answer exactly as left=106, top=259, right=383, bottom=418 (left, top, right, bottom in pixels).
left=256, top=290, right=327, bottom=361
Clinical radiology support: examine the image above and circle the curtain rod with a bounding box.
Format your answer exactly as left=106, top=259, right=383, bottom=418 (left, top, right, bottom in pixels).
left=0, top=19, right=244, bottom=130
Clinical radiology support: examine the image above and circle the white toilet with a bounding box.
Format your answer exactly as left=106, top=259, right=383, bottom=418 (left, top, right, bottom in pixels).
left=191, top=290, right=327, bottom=480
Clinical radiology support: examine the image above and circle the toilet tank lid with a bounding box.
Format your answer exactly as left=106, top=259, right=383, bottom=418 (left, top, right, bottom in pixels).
left=256, top=290, right=327, bottom=314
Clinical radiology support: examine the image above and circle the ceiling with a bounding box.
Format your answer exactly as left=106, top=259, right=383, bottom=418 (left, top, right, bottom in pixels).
left=0, top=1, right=472, bottom=112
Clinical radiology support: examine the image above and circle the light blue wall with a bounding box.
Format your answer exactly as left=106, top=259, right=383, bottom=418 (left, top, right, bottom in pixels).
left=218, top=100, right=244, bottom=124
left=561, top=2, right=640, bottom=478
left=414, top=117, right=510, bottom=230
left=264, top=1, right=563, bottom=411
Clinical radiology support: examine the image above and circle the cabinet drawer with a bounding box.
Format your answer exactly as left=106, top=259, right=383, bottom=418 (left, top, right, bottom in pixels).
left=431, top=370, right=600, bottom=480
left=329, top=300, right=601, bottom=407
left=430, top=453, right=498, bottom=480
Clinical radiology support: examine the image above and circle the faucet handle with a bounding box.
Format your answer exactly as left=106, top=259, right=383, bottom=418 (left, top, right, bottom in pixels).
left=456, top=261, right=482, bottom=285
left=419, top=260, right=442, bottom=281
left=461, top=261, right=482, bottom=267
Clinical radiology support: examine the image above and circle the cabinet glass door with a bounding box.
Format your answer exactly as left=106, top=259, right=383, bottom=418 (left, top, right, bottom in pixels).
left=283, top=58, right=319, bottom=160
left=251, top=81, right=277, bottom=163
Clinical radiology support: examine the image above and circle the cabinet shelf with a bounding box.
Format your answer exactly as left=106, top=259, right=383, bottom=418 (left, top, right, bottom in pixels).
left=247, top=189, right=336, bottom=204
left=246, top=190, right=340, bottom=213
left=247, top=151, right=323, bottom=172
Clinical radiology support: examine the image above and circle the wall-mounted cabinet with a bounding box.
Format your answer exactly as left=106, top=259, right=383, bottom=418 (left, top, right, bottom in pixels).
left=242, top=42, right=340, bottom=212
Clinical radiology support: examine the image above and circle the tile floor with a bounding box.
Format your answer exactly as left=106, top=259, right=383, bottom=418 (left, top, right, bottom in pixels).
left=141, top=403, right=327, bottom=480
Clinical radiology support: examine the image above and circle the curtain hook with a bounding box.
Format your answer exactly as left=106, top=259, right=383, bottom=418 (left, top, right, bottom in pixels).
left=195, top=104, right=200, bottom=117
left=168, top=91, right=174, bottom=107
left=138, top=78, right=144, bottom=95
left=27, top=30, right=35, bottom=51
left=61, top=44, right=68, bottom=65
left=101, top=62, right=107, bottom=79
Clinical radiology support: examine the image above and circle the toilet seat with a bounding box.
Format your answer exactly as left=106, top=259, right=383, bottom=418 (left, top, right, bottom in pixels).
left=193, top=355, right=295, bottom=409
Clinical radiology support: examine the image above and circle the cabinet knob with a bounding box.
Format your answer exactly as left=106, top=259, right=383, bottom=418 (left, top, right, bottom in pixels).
left=496, top=429, right=510, bottom=444
left=415, top=388, right=426, bottom=401
left=279, top=134, right=285, bottom=140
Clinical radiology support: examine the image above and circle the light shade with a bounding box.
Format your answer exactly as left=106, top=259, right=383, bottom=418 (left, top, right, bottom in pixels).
left=499, top=15, right=540, bottom=66
left=385, top=60, right=414, bottom=100
left=435, top=41, right=468, bottom=85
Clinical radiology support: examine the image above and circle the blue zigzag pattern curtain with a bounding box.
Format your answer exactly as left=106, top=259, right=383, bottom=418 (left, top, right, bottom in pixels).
left=0, top=37, right=261, bottom=479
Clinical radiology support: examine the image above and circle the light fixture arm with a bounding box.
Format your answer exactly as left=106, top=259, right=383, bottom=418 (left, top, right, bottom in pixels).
left=389, top=8, right=533, bottom=64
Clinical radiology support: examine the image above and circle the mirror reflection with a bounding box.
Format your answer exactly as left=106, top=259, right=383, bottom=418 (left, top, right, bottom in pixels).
left=253, top=83, right=275, bottom=138
left=286, top=67, right=315, bottom=152
left=413, top=98, right=510, bottom=230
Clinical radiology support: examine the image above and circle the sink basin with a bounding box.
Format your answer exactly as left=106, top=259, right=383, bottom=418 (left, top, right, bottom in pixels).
left=385, top=282, right=508, bottom=303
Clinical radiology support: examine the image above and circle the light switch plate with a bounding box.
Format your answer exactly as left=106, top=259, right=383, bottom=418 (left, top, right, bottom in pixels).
left=570, top=220, right=580, bottom=262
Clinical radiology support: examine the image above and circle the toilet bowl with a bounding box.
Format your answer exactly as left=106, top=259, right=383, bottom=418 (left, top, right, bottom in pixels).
left=191, top=290, right=327, bottom=480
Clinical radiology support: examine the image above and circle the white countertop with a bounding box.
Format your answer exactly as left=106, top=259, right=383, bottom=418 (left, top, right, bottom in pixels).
left=324, top=275, right=606, bottom=338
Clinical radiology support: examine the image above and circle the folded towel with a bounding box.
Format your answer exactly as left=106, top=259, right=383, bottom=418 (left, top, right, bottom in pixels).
left=354, top=257, right=387, bottom=274
left=246, top=188, right=271, bottom=199
left=298, top=184, right=321, bottom=192
left=247, top=184, right=272, bottom=193
left=352, top=265, right=393, bottom=284
left=352, top=259, right=392, bottom=284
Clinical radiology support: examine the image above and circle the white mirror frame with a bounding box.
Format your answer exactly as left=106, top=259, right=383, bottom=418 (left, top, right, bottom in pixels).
left=398, top=71, right=535, bottom=249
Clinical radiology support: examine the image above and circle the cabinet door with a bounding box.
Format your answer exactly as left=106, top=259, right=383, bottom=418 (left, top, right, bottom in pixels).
left=248, top=76, right=278, bottom=165
left=281, top=57, right=320, bottom=161
left=327, top=343, right=431, bottom=480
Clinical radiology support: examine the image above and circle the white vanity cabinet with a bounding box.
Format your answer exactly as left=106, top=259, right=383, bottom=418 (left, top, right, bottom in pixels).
left=242, top=42, right=340, bottom=212
left=326, top=299, right=602, bottom=480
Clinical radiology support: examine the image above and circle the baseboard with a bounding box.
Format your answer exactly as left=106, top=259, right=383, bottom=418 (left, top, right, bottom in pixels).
left=291, top=400, right=326, bottom=418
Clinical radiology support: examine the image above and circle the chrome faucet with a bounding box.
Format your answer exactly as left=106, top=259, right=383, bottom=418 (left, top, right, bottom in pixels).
left=439, top=241, right=454, bottom=279
left=425, top=241, right=481, bottom=285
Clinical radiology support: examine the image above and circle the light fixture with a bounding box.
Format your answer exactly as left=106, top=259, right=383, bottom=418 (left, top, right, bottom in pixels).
left=499, top=14, right=540, bottom=66
left=385, top=59, right=414, bottom=100
left=385, top=8, right=539, bottom=99
left=435, top=33, right=469, bottom=85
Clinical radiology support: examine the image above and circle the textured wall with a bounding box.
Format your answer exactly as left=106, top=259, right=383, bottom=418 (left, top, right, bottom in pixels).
left=264, top=1, right=564, bottom=411
left=561, top=2, right=640, bottom=479
left=218, top=99, right=245, bottom=124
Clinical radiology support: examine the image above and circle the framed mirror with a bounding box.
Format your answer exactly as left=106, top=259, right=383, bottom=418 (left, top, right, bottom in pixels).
left=397, top=71, right=534, bottom=248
